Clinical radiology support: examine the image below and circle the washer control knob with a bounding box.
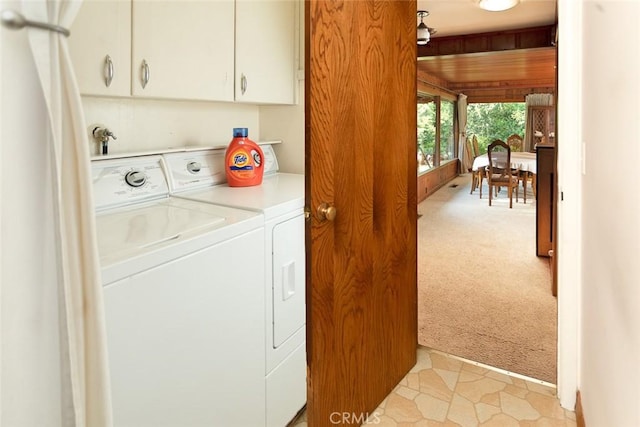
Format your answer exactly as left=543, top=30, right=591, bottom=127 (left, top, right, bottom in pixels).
left=187, top=161, right=201, bottom=174
left=124, top=170, right=147, bottom=187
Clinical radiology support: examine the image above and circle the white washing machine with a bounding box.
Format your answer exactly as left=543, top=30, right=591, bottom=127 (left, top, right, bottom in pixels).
left=163, top=145, right=306, bottom=427
left=93, top=155, right=267, bottom=427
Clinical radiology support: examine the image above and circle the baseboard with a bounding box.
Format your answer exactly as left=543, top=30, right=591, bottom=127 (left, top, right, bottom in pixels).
left=576, top=390, right=586, bottom=427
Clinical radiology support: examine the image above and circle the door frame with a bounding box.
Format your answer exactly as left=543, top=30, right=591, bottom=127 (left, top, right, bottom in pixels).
left=555, top=0, right=581, bottom=410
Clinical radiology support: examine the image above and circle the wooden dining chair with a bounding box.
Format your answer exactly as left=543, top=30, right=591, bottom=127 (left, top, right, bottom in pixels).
left=467, top=135, right=484, bottom=195
left=471, top=135, right=479, bottom=157
left=466, top=137, right=476, bottom=192
left=470, top=135, right=487, bottom=196
left=487, top=139, right=520, bottom=208
left=506, top=134, right=524, bottom=152
left=465, top=136, right=473, bottom=170
left=507, top=133, right=535, bottom=200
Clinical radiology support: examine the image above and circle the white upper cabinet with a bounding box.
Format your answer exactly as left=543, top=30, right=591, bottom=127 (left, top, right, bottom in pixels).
left=131, top=1, right=235, bottom=101
left=69, top=0, right=296, bottom=104
left=69, top=0, right=132, bottom=97
left=235, top=0, right=296, bottom=104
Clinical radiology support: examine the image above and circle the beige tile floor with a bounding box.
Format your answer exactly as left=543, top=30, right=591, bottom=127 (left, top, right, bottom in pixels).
left=291, top=346, right=576, bottom=426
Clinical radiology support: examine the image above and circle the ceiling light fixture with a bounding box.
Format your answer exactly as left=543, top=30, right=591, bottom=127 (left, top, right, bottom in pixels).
left=476, top=0, right=520, bottom=12
left=417, top=10, right=437, bottom=46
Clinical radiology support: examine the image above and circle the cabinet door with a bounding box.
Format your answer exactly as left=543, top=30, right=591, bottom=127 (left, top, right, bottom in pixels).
left=69, top=0, right=131, bottom=96
left=235, top=0, right=296, bottom=104
left=131, top=1, right=234, bottom=101
left=528, top=106, right=555, bottom=146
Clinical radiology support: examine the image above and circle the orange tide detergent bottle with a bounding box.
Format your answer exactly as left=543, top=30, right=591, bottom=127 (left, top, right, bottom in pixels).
left=225, top=128, right=264, bottom=187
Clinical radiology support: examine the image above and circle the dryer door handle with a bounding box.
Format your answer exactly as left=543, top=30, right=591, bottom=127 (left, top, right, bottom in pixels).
left=281, top=261, right=296, bottom=301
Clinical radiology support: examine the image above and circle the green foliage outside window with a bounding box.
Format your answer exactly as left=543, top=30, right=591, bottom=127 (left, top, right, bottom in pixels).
left=417, top=102, right=436, bottom=161
left=417, top=100, right=455, bottom=170
left=440, top=101, right=455, bottom=161
left=466, top=103, right=526, bottom=153
left=417, top=100, right=525, bottom=172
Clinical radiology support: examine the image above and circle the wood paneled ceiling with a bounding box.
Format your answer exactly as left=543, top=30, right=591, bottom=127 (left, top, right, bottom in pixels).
left=417, top=30, right=557, bottom=103
left=416, top=1, right=558, bottom=103
left=418, top=47, right=556, bottom=88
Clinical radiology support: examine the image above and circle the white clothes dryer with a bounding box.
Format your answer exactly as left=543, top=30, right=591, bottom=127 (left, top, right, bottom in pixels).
left=163, top=145, right=306, bottom=427
left=93, top=155, right=267, bottom=427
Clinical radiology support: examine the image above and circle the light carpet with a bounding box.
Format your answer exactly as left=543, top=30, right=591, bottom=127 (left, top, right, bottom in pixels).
left=417, top=174, right=557, bottom=384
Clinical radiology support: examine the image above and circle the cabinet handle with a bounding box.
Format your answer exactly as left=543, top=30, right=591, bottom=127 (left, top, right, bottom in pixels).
left=241, top=73, right=247, bottom=95
left=104, top=55, right=114, bottom=88
left=141, top=59, right=150, bottom=89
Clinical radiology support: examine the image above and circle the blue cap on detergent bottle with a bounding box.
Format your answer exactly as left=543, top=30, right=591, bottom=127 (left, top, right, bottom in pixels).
left=233, top=128, right=248, bottom=138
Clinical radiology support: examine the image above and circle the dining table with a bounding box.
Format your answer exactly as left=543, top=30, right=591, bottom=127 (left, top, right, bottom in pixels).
left=472, top=151, right=537, bottom=174
left=471, top=151, right=538, bottom=200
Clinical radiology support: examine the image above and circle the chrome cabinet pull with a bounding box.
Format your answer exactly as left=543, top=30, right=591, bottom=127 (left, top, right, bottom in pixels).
left=241, top=73, right=247, bottom=95
left=104, top=55, right=114, bottom=87
left=141, top=59, right=149, bottom=89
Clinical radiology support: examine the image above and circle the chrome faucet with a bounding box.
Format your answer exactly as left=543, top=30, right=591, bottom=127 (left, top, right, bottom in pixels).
left=92, top=126, right=117, bottom=155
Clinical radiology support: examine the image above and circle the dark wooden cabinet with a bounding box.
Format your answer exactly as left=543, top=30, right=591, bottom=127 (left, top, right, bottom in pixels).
left=528, top=106, right=555, bottom=148
left=536, top=145, right=555, bottom=258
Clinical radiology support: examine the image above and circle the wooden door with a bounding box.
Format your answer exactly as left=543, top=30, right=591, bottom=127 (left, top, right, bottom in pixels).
left=305, top=1, right=418, bottom=425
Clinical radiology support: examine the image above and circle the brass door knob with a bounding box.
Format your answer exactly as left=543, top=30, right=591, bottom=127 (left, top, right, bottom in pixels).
left=317, top=203, right=337, bottom=221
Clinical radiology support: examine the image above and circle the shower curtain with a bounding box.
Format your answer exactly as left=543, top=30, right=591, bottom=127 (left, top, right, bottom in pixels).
left=1, top=0, right=111, bottom=425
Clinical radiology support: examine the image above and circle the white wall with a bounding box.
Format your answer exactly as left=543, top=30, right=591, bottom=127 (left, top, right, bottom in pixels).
left=259, top=79, right=305, bottom=174
left=579, top=1, right=640, bottom=425
left=81, top=93, right=307, bottom=170
left=82, top=97, right=259, bottom=156
left=556, top=0, right=582, bottom=410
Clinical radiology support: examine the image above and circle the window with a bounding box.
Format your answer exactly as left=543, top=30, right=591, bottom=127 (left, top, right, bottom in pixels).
left=417, top=93, right=457, bottom=174
left=440, top=100, right=455, bottom=164
left=417, top=97, right=436, bottom=173
left=466, top=102, right=526, bottom=154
